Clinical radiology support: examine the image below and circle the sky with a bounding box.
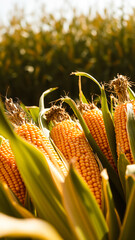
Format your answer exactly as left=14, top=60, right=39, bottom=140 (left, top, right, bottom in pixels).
left=1, top=0, right=135, bottom=25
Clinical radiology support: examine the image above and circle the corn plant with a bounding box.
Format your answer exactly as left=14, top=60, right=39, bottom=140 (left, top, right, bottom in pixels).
left=0, top=73, right=135, bottom=239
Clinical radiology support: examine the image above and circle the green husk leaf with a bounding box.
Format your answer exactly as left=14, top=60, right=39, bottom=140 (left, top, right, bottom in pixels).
left=78, top=75, right=88, bottom=104
left=24, top=191, right=36, bottom=215
left=119, top=165, right=135, bottom=240
left=0, top=182, right=33, bottom=218
left=20, top=102, right=39, bottom=126
left=79, top=90, right=88, bottom=104
left=72, top=71, right=102, bottom=91
left=0, top=135, right=4, bottom=146
left=49, top=137, right=69, bottom=171
left=26, top=106, right=39, bottom=125
left=117, top=153, right=130, bottom=195
left=39, top=88, right=58, bottom=112
left=63, top=164, right=108, bottom=240
left=0, top=102, right=73, bottom=240
left=127, top=86, right=135, bottom=100
left=101, top=86, right=117, bottom=165
left=110, top=95, right=115, bottom=119
left=127, top=103, right=135, bottom=163
left=38, top=88, right=58, bottom=136
left=0, top=213, right=63, bottom=240
left=125, top=164, right=135, bottom=203
left=101, top=169, right=121, bottom=240
left=62, top=96, right=124, bottom=200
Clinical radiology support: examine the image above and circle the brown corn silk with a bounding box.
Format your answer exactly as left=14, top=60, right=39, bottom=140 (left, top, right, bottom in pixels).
left=46, top=105, right=102, bottom=207
left=110, top=74, right=134, bottom=163
left=0, top=138, right=26, bottom=204
left=79, top=102, right=117, bottom=170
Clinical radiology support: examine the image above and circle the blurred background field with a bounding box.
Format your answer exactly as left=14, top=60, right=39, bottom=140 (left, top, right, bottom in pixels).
left=0, top=0, right=135, bottom=106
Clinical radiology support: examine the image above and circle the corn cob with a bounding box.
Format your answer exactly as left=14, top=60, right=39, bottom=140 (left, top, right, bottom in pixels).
left=79, top=102, right=117, bottom=170
left=45, top=105, right=102, bottom=207
left=0, top=137, right=26, bottom=204
left=110, top=74, right=134, bottom=163
left=5, top=98, right=68, bottom=177
left=15, top=122, right=68, bottom=176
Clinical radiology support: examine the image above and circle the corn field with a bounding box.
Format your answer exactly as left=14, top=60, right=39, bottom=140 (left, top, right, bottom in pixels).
left=0, top=7, right=135, bottom=105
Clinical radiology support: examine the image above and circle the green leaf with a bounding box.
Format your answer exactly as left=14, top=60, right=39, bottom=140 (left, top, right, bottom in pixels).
left=127, top=103, right=135, bottom=163
left=110, top=95, right=115, bottom=119
left=0, top=213, right=63, bottom=240
left=27, top=106, right=39, bottom=125
left=0, top=182, right=33, bottom=218
left=38, top=88, right=58, bottom=136
left=119, top=165, right=135, bottom=240
left=101, top=86, right=117, bottom=165
left=127, top=86, right=135, bottom=100
left=24, top=191, right=36, bottom=215
left=101, top=169, right=121, bottom=240
left=78, top=75, right=88, bottom=104
left=0, top=135, right=4, bottom=146
left=0, top=102, right=73, bottom=240
left=62, top=96, right=124, bottom=200
left=20, top=102, right=39, bottom=126
left=63, top=164, right=108, bottom=240
left=79, top=90, right=88, bottom=104
left=72, top=71, right=102, bottom=91
left=117, top=153, right=130, bottom=195
left=125, top=164, right=135, bottom=203
left=39, top=88, right=57, bottom=112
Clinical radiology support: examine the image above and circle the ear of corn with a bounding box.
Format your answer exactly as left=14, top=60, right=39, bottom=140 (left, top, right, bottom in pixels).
left=5, top=98, right=68, bottom=177
left=110, top=75, right=135, bottom=164
left=0, top=136, right=26, bottom=205
left=74, top=72, right=117, bottom=169
left=15, top=123, right=68, bottom=177
left=82, top=104, right=117, bottom=170
left=49, top=116, right=102, bottom=207
left=114, top=101, right=135, bottom=164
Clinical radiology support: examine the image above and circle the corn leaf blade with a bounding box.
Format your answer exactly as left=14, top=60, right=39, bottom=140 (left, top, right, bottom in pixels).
left=127, top=103, right=135, bottom=163
left=72, top=71, right=102, bottom=91
left=78, top=75, right=88, bottom=104
left=119, top=165, right=135, bottom=240
left=38, top=88, right=57, bottom=136
left=63, top=165, right=108, bottom=240
left=101, top=169, right=121, bottom=240
left=27, top=106, right=39, bottom=125
left=79, top=90, right=88, bottom=104
left=125, top=164, right=135, bottom=203
left=101, top=87, right=117, bottom=165
left=0, top=213, right=63, bottom=240
left=117, top=153, right=130, bottom=195
left=127, top=86, right=135, bottom=100
left=0, top=135, right=3, bottom=146
left=0, top=182, right=33, bottom=218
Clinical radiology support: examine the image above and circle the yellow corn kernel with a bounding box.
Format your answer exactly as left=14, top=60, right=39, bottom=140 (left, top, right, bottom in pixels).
left=0, top=138, right=26, bottom=204
left=15, top=123, right=68, bottom=176
left=50, top=119, right=102, bottom=207
left=83, top=107, right=117, bottom=170
left=114, top=101, right=135, bottom=164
